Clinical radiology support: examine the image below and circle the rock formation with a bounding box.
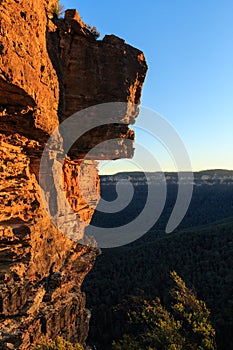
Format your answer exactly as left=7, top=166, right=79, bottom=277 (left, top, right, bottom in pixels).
left=0, top=1, right=147, bottom=349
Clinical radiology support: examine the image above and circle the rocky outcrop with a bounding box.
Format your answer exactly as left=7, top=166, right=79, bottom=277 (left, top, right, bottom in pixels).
left=0, top=0, right=59, bottom=135
left=58, top=10, right=146, bottom=117
left=55, top=9, right=147, bottom=159
left=0, top=2, right=147, bottom=349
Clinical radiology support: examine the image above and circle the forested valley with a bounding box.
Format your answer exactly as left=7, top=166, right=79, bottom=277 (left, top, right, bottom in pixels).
left=83, top=171, right=233, bottom=349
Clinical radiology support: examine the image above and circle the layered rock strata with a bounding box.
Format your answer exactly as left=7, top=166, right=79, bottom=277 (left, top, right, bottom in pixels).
left=0, top=1, right=147, bottom=349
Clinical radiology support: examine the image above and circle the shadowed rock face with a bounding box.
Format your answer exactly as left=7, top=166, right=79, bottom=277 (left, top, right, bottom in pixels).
left=0, top=3, right=147, bottom=349
left=54, top=10, right=147, bottom=159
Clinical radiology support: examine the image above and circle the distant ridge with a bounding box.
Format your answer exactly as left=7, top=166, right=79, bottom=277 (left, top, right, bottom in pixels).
left=100, top=169, right=233, bottom=177
left=100, top=169, right=233, bottom=186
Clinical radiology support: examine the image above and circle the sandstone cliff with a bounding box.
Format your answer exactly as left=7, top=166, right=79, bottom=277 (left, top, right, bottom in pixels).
left=0, top=1, right=147, bottom=349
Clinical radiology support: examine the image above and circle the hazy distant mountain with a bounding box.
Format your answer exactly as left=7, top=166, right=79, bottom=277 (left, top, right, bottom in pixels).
left=88, top=169, right=233, bottom=232
left=100, top=169, right=233, bottom=186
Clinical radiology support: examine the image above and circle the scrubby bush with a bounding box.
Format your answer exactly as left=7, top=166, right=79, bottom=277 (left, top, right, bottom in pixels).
left=86, top=25, right=100, bottom=39
left=113, top=272, right=217, bottom=350
left=32, top=337, right=83, bottom=350
left=50, top=1, right=65, bottom=18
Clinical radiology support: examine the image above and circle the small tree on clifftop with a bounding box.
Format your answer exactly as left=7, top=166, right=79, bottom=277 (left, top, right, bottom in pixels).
left=50, top=1, right=65, bottom=18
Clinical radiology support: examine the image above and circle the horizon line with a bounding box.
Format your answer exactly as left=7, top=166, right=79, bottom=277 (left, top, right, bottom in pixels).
left=99, top=168, right=233, bottom=176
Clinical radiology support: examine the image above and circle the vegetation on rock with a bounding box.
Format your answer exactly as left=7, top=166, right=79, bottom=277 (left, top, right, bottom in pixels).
left=86, top=25, right=101, bottom=39
left=32, top=337, right=83, bottom=350
left=50, top=1, right=65, bottom=18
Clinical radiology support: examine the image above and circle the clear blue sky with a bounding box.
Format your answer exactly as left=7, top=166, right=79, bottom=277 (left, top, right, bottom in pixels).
left=62, top=0, right=233, bottom=173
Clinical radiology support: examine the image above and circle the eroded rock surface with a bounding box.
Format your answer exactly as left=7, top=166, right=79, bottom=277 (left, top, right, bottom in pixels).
left=0, top=2, right=147, bottom=349
left=56, top=10, right=147, bottom=159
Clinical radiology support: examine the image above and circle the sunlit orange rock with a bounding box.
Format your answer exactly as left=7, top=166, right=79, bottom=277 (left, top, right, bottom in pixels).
left=0, top=3, right=147, bottom=349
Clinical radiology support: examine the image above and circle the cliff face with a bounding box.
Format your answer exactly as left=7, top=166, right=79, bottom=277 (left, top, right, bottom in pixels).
left=0, top=2, right=147, bottom=349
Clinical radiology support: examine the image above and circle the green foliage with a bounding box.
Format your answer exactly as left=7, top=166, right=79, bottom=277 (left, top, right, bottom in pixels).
left=50, top=1, right=65, bottom=18
left=112, top=273, right=216, bottom=350
left=170, top=271, right=217, bottom=350
left=113, top=298, right=184, bottom=349
left=32, top=337, right=83, bottom=350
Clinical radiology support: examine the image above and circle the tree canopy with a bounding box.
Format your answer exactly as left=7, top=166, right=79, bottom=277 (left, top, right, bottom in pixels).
left=112, top=272, right=216, bottom=350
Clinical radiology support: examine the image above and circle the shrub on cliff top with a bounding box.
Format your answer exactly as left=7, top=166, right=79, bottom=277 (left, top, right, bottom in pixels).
left=50, top=1, right=65, bottom=18
left=32, top=337, right=83, bottom=350
left=86, top=24, right=101, bottom=39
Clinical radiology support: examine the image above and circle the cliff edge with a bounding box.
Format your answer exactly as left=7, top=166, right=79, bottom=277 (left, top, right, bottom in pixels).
left=0, top=1, right=147, bottom=349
